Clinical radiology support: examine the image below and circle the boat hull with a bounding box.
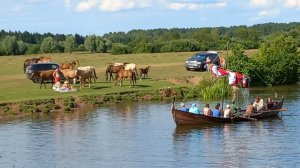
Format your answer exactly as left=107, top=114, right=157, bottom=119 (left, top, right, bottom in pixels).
left=250, top=97, right=285, bottom=119
left=172, top=108, right=252, bottom=126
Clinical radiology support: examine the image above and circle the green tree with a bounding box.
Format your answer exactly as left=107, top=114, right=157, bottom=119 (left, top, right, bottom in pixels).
left=84, top=35, right=96, bottom=53
left=111, top=43, right=129, bottom=55
left=40, top=37, right=58, bottom=53
left=64, top=35, right=77, bottom=53
left=1, top=35, right=18, bottom=55
left=255, top=34, right=299, bottom=85
left=17, top=41, right=28, bottom=55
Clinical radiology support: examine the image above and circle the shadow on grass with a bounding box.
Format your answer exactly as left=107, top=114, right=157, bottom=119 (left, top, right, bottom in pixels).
left=93, top=86, right=111, bottom=90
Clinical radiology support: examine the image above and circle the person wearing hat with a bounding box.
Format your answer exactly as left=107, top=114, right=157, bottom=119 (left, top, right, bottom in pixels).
left=62, top=80, right=71, bottom=90
left=223, top=104, right=232, bottom=118
left=179, top=103, right=189, bottom=112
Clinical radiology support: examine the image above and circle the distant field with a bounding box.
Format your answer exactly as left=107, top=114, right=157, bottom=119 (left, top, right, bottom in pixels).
left=0, top=50, right=258, bottom=103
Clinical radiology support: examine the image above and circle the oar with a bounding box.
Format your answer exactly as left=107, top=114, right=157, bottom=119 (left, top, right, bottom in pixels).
left=260, top=108, right=288, bottom=113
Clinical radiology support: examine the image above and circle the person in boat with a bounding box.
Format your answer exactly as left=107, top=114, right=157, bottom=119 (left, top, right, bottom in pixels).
left=223, top=104, right=232, bottom=118
left=212, top=103, right=221, bottom=117
left=253, top=96, right=264, bottom=112
left=245, top=102, right=254, bottom=118
left=266, top=97, right=274, bottom=110
left=203, top=103, right=212, bottom=116
left=189, top=103, right=200, bottom=114
left=180, top=103, right=189, bottom=112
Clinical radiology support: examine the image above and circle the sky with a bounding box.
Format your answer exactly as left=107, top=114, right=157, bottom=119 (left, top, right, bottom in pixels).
left=0, top=0, right=299, bottom=36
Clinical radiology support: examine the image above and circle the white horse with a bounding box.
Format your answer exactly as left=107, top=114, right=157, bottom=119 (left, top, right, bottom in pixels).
left=77, top=66, right=97, bottom=82
left=124, top=63, right=138, bottom=74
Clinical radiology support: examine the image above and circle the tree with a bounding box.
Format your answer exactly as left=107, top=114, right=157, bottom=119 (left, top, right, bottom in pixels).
left=255, top=34, right=299, bottom=85
left=1, top=35, right=18, bottom=55
left=84, top=35, right=96, bottom=53
left=40, top=37, right=58, bottom=53
left=64, top=35, right=77, bottom=53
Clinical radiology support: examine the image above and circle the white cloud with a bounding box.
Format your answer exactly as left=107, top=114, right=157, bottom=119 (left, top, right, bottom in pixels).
left=74, top=0, right=226, bottom=12
left=75, top=0, right=98, bottom=12
left=98, top=0, right=151, bottom=12
left=285, top=0, right=300, bottom=9
left=168, top=1, right=226, bottom=10
left=75, top=0, right=151, bottom=12
left=249, top=0, right=274, bottom=7
left=251, top=9, right=280, bottom=20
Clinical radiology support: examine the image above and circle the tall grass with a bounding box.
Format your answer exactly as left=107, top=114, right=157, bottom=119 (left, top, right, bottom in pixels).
left=195, top=76, right=232, bottom=100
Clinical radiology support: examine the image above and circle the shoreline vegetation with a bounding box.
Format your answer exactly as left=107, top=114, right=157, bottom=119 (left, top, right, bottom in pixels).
left=0, top=46, right=298, bottom=120
left=0, top=51, right=214, bottom=120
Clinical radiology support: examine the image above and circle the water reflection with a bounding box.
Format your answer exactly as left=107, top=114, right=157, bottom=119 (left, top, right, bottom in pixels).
left=0, top=85, right=299, bottom=167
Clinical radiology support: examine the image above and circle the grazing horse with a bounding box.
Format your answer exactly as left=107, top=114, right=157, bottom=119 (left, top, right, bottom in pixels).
left=60, top=60, right=80, bottom=69
left=76, top=69, right=93, bottom=89
left=58, top=68, right=78, bottom=84
left=105, top=65, right=124, bottom=81
left=77, top=66, right=97, bottom=83
left=114, top=67, right=137, bottom=87
left=23, top=58, right=40, bottom=73
left=30, top=70, right=55, bottom=89
left=138, top=66, right=151, bottom=80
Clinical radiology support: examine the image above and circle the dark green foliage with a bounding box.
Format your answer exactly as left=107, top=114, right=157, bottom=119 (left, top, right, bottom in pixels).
left=111, top=43, right=130, bottom=55
left=1, top=22, right=300, bottom=56
left=254, top=34, right=299, bottom=85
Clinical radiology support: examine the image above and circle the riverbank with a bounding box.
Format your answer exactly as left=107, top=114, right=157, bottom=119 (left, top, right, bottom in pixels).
left=0, top=87, right=197, bottom=120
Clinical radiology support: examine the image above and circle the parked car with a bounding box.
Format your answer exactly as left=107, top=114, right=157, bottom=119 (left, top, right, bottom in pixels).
left=25, top=63, right=61, bottom=83
left=185, top=51, right=220, bottom=71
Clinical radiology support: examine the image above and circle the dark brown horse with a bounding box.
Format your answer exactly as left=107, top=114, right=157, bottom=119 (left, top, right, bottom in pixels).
left=60, top=60, right=79, bottom=69
left=105, top=65, right=124, bottom=81
left=30, top=70, right=55, bottom=89
left=114, top=67, right=137, bottom=87
left=138, top=66, right=151, bottom=80
left=23, top=58, right=40, bottom=73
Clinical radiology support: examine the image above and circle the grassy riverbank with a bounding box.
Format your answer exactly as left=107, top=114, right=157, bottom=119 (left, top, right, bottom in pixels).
left=0, top=50, right=259, bottom=103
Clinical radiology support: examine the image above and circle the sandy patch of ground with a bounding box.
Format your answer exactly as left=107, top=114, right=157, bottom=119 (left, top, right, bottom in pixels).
left=167, top=76, right=202, bottom=85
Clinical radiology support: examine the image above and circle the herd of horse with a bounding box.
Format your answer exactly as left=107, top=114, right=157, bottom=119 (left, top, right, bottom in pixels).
left=25, top=57, right=151, bottom=89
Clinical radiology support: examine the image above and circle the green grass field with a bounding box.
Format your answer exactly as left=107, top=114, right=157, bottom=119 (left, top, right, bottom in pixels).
left=0, top=50, right=259, bottom=103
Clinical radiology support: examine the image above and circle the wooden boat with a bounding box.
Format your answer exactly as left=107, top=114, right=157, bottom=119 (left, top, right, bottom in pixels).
left=249, top=97, right=287, bottom=119
left=171, top=103, right=255, bottom=126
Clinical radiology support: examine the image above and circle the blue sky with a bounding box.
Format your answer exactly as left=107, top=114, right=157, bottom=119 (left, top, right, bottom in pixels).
left=1, top=0, right=299, bottom=35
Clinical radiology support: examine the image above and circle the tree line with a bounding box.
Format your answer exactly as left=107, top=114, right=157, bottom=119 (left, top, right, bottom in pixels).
left=0, top=22, right=299, bottom=56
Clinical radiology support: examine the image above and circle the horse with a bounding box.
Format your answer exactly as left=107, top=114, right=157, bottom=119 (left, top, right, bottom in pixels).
left=60, top=60, right=80, bottom=69
left=105, top=65, right=124, bottom=81
left=23, top=57, right=40, bottom=73
left=30, top=70, right=55, bottom=89
left=77, top=66, right=97, bottom=83
left=38, top=57, right=52, bottom=63
left=58, top=68, right=78, bottom=84
left=124, top=63, right=138, bottom=74
left=76, top=69, right=92, bottom=89
left=138, top=66, right=151, bottom=80
left=114, top=67, right=137, bottom=87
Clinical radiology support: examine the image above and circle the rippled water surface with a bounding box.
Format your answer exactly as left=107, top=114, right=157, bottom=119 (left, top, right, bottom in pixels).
left=0, top=85, right=299, bottom=168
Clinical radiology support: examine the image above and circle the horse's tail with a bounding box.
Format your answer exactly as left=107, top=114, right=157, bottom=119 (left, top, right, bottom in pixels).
left=93, top=68, right=97, bottom=81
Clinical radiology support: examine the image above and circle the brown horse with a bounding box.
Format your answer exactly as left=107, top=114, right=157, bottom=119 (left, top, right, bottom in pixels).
left=30, top=70, right=55, bottom=89
left=60, top=60, right=80, bottom=69
left=105, top=65, right=124, bottom=81
left=23, top=58, right=40, bottom=73
left=58, top=68, right=78, bottom=84
left=138, top=66, right=151, bottom=80
left=38, top=57, right=52, bottom=63
left=76, top=69, right=92, bottom=89
left=114, top=67, right=136, bottom=87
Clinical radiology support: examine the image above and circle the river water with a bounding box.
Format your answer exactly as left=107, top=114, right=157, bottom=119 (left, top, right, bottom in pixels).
left=0, top=85, right=299, bottom=168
